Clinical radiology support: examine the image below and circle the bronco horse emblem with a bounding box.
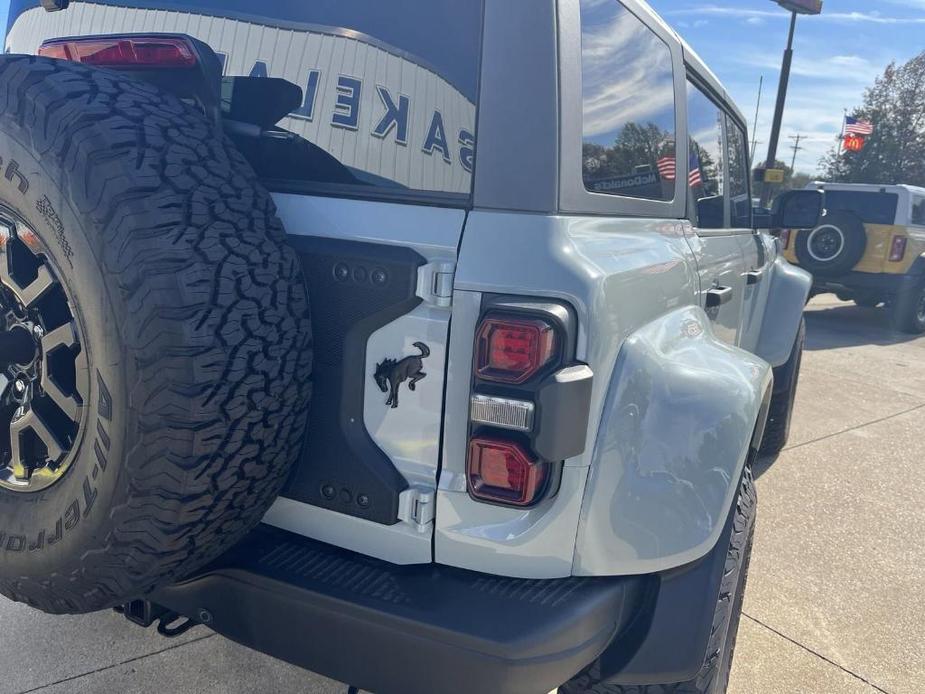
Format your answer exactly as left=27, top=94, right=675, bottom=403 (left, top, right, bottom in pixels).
left=374, top=342, right=430, bottom=409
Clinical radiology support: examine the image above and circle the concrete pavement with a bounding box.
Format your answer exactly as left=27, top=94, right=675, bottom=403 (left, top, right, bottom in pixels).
left=3, top=295, right=922, bottom=694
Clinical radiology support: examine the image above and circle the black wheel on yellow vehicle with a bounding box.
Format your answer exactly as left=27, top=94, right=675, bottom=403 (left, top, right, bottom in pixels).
left=795, top=210, right=867, bottom=276
left=891, top=281, right=925, bottom=334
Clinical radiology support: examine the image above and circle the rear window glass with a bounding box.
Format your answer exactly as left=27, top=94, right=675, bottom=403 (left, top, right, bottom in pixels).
left=912, top=197, right=925, bottom=226
left=8, top=0, right=484, bottom=204
left=823, top=191, right=898, bottom=225
left=579, top=0, right=677, bottom=201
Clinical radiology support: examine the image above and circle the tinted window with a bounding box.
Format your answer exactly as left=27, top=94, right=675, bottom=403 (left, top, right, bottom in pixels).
left=726, top=117, right=751, bottom=228
left=8, top=0, right=484, bottom=203
left=912, top=197, right=925, bottom=226
left=824, top=191, right=898, bottom=225
left=580, top=0, right=676, bottom=201
left=687, top=82, right=725, bottom=229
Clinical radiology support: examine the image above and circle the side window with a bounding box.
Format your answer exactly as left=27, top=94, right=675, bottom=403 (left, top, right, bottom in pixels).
left=913, top=197, right=925, bottom=226
left=580, top=0, right=676, bottom=201
left=726, top=117, right=751, bottom=228
left=687, top=81, right=726, bottom=229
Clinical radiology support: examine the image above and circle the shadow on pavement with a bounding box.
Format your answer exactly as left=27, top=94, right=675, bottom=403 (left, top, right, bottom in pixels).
left=804, top=304, right=917, bottom=351
left=753, top=454, right=778, bottom=480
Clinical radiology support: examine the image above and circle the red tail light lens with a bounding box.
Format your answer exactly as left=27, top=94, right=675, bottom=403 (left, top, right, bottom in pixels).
left=889, top=236, right=908, bottom=262
left=467, top=437, right=548, bottom=507
left=39, top=36, right=198, bottom=69
left=779, top=229, right=792, bottom=250
left=476, top=315, right=557, bottom=384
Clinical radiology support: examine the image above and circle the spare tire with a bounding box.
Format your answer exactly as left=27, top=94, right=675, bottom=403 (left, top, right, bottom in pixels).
left=795, top=209, right=867, bottom=276
left=0, top=56, right=312, bottom=614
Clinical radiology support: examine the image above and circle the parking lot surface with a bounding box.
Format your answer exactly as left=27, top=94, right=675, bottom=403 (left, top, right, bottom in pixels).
left=3, top=294, right=923, bottom=694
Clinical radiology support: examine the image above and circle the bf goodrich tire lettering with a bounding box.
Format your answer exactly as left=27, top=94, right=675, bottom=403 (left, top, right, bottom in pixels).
left=0, top=56, right=313, bottom=614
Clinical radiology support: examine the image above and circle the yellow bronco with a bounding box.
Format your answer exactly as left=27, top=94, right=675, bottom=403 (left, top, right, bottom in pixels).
left=781, top=183, right=925, bottom=333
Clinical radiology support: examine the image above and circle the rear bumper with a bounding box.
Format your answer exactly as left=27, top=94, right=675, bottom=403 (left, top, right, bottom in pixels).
left=153, top=525, right=650, bottom=694
left=813, top=270, right=920, bottom=297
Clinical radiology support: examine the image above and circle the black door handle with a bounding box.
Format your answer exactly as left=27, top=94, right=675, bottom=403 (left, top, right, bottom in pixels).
left=706, top=286, right=733, bottom=308
left=745, top=269, right=764, bottom=285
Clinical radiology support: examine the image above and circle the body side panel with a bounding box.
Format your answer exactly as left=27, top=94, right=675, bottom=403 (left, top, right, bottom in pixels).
left=436, top=211, right=705, bottom=578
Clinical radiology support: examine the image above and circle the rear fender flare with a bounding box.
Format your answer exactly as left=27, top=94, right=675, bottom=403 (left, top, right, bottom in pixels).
left=573, top=306, right=771, bottom=576
left=755, top=256, right=812, bottom=368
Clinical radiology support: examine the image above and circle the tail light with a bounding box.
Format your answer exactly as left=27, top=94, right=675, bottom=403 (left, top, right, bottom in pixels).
left=889, top=236, right=908, bottom=262
left=467, top=437, right=549, bottom=507
left=476, top=315, right=557, bottom=384
left=38, top=36, right=198, bottom=69
left=465, top=304, right=578, bottom=508
left=779, top=228, right=792, bottom=250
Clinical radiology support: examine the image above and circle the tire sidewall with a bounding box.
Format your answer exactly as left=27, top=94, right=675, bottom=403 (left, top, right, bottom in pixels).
left=0, top=124, right=130, bottom=583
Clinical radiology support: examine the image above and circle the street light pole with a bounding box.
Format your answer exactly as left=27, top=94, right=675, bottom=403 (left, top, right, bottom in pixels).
left=760, top=11, right=798, bottom=205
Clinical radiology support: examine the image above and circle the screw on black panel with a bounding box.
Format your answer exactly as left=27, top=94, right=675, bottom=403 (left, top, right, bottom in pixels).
left=357, top=494, right=370, bottom=508
left=321, top=484, right=336, bottom=500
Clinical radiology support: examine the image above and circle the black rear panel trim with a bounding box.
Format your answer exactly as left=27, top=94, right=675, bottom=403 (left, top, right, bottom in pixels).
left=283, top=236, right=424, bottom=524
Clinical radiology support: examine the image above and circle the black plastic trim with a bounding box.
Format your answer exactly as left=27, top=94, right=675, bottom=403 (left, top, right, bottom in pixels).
left=594, top=456, right=752, bottom=685
left=813, top=269, right=922, bottom=295
left=152, top=525, right=649, bottom=694
left=282, top=237, right=423, bottom=525
left=533, top=364, right=594, bottom=461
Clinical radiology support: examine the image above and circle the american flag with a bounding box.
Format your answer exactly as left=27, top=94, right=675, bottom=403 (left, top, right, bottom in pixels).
left=844, top=116, right=874, bottom=136
left=688, top=150, right=703, bottom=188
left=657, top=155, right=676, bottom=181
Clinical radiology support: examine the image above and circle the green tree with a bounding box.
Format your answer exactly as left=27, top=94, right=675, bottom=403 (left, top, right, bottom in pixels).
left=820, top=51, right=925, bottom=185
left=583, top=122, right=674, bottom=181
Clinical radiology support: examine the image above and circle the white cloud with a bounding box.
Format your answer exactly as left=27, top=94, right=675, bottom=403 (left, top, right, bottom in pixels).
left=667, top=5, right=925, bottom=24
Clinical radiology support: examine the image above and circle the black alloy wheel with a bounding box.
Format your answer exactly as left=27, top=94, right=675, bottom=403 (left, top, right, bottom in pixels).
left=0, top=211, right=88, bottom=493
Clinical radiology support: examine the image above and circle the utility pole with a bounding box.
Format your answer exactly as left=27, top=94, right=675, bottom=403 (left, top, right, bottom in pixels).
left=751, top=76, right=764, bottom=164
left=788, top=133, right=804, bottom=172
left=759, top=0, right=823, bottom=206
left=760, top=11, right=798, bottom=206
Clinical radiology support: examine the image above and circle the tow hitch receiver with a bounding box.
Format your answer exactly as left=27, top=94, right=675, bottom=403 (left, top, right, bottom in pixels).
left=116, top=599, right=200, bottom=638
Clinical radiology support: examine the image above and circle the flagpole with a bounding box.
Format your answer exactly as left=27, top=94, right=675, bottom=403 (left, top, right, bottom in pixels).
left=837, top=108, right=847, bottom=157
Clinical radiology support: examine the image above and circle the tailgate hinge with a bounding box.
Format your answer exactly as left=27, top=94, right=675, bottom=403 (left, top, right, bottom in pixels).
left=398, top=486, right=436, bottom=533
left=417, top=261, right=456, bottom=308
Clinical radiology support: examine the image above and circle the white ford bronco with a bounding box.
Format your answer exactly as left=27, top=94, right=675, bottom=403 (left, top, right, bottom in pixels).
left=0, top=1, right=819, bottom=692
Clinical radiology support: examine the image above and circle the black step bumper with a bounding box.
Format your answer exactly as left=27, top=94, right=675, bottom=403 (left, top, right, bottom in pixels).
left=152, top=525, right=649, bottom=694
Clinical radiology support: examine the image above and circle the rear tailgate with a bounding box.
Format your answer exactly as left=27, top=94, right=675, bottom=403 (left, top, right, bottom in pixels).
left=6, top=0, right=485, bottom=562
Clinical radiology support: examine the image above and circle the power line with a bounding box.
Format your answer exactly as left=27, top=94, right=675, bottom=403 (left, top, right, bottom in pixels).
left=788, top=133, right=804, bottom=172
left=751, top=75, right=764, bottom=164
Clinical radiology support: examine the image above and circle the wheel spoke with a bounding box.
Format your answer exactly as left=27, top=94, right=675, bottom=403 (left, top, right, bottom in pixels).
left=0, top=257, right=55, bottom=308
left=10, top=408, right=65, bottom=468
left=18, top=265, right=55, bottom=307
left=40, top=323, right=81, bottom=422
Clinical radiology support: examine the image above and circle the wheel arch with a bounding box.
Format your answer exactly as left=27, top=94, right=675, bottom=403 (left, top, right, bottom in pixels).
left=572, top=305, right=771, bottom=576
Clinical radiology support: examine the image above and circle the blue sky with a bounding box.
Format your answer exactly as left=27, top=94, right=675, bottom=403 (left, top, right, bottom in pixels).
left=648, top=0, right=925, bottom=174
